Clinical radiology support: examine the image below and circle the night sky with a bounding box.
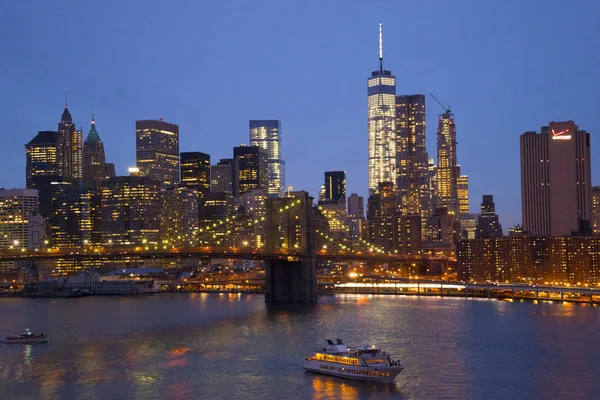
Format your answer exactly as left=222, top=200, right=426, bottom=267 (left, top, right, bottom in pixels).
left=2, top=0, right=599, bottom=229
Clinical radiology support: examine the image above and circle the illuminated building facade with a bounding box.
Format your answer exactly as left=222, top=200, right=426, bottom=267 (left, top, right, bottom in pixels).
left=436, top=110, right=458, bottom=215
left=249, top=120, right=285, bottom=197
left=0, top=189, right=42, bottom=249
left=210, top=161, right=235, bottom=206
left=520, top=121, right=592, bottom=236
left=323, top=171, right=346, bottom=205
left=50, top=184, right=92, bottom=247
left=198, top=192, right=229, bottom=246
left=57, top=106, right=83, bottom=186
left=395, top=94, right=429, bottom=221
left=25, top=131, right=58, bottom=189
left=368, top=23, right=396, bottom=194
left=457, top=174, right=469, bottom=216
left=136, top=119, right=180, bottom=186
left=458, top=236, right=600, bottom=284
left=347, top=193, right=365, bottom=243
left=234, top=146, right=268, bottom=197
left=592, top=186, right=600, bottom=235
left=100, top=176, right=161, bottom=245
left=475, top=195, right=503, bottom=239
left=244, top=188, right=268, bottom=247
left=0, top=189, right=44, bottom=272
left=160, top=186, right=199, bottom=247
left=367, top=182, right=396, bottom=251
left=82, top=117, right=108, bottom=190
left=394, top=214, right=422, bottom=255
left=424, top=207, right=456, bottom=254
left=180, top=152, right=210, bottom=198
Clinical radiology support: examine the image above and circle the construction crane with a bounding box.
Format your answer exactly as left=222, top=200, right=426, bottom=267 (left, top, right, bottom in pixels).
left=429, top=94, right=452, bottom=114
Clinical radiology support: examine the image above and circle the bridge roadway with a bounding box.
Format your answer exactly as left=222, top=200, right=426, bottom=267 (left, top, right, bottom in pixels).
left=0, top=247, right=442, bottom=264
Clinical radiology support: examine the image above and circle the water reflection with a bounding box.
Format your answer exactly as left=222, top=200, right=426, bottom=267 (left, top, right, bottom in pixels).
left=0, top=294, right=599, bottom=399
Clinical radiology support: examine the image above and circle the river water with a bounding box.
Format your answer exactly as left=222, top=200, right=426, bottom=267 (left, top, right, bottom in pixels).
left=0, top=294, right=599, bottom=400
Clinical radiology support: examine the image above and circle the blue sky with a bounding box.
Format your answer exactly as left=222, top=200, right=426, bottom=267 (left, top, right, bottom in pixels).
left=1, top=0, right=599, bottom=228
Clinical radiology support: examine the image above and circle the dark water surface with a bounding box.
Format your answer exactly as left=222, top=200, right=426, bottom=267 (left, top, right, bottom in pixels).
left=0, top=294, right=599, bottom=399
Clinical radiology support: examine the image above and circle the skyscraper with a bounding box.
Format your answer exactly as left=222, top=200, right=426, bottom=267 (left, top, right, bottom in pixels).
left=368, top=23, right=396, bottom=194
left=592, top=186, right=600, bottom=235
left=57, top=105, right=83, bottom=185
left=233, top=146, right=268, bottom=197
left=25, top=131, right=58, bottom=189
left=100, top=176, right=161, bottom=245
left=210, top=161, right=235, bottom=205
left=457, top=174, right=469, bottom=216
left=161, top=186, right=199, bottom=247
left=249, top=120, right=285, bottom=197
left=436, top=109, right=459, bottom=216
left=323, top=171, right=346, bottom=205
left=475, top=195, right=503, bottom=239
left=0, top=189, right=44, bottom=272
left=180, top=152, right=210, bottom=198
left=136, top=119, right=180, bottom=186
left=83, top=117, right=108, bottom=189
left=520, top=121, right=591, bottom=236
left=395, top=94, right=429, bottom=217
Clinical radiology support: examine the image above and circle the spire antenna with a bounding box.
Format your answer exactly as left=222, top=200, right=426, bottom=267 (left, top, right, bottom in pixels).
left=64, top=87, right=68, bottom=108
left=378, top=22, right=383, bottom=72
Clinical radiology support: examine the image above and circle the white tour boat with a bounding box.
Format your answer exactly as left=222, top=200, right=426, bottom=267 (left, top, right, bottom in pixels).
left=304, top=339, right=404, bottom=382
left=3, top=329, right=48, bottom=344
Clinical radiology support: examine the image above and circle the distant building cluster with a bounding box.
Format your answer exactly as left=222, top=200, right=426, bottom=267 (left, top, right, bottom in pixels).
left=0, top=24, right=596, bottom=285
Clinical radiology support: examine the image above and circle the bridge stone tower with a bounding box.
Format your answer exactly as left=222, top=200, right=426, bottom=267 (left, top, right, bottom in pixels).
left=264, top=191, right=317, bottom=302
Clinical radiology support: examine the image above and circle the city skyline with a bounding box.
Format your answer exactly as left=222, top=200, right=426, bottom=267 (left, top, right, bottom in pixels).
left=2, top=2, right=600, bottom=229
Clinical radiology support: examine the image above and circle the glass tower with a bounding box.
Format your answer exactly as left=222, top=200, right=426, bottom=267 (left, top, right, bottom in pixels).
left=368, top=23, right=396, bottom=194
left=395, top=94, right=429, bottom=221
left=249, top=120, right=285, bottom=197
left=436, top=110, right=459, bottom=215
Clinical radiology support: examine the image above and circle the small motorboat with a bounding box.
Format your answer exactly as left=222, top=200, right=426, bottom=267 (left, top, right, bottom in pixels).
left=3, top=329, right=48, bottom=344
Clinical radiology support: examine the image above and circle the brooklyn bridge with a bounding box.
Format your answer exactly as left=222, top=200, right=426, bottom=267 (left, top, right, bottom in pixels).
left=0, top=193, right=453, bottom=302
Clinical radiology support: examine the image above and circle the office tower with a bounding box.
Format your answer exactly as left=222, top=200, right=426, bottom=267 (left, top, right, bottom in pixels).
left=475, top=195, right=503, bottom=239
left=25, top=131, right=58, bottom=189
left=521, top=121, right=592, bottom=236
left=457, top=174, right=469, bottom=216
left=180, top=152, right=210, bottom=198
left=161, top=186, right=199, bottom=247
left=436, top=109, right=459, bottom=215
left=198, top=192, right=229, bottom=245
left=367, top=182, right=396, bottom=251
left=348, top=193, right=364, bottom=218
left=233, top=146, right=268, bottom=197
left=105, top=163, right=116, bottom=179
left=82, top=117, right=108, bottom=190
left=136, top=119, right=180, bottom=186
left=244, top=188, right=268, bottom=247
left=322, top=171, right=346, bottom=205
left=428, top=157, right=437, bottom=209
left=50, top=184, right=92, bottom=247
left=0, top=189, right=44, bottom=272
left=100, top=176, right=161, bottom=245
left=211, top=161, right=235, bottom=205
left=57, top=105, right=82, bottom=185
left=368, top=23, right=396, bottom=194
left=249, top=120, right=285, bottom=197
left=394, top=215, right=422, bottom=255
left=592, top=186, right=600, bottom=235
left=395, top=94, right=429, bottom=218
left=460, top=214, right=477, bottom=240
left=0, top=189, right=43, bottom=249
left=424, top=207, right=457, bottom=252
left=347, top=193, right=365, bottom=243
